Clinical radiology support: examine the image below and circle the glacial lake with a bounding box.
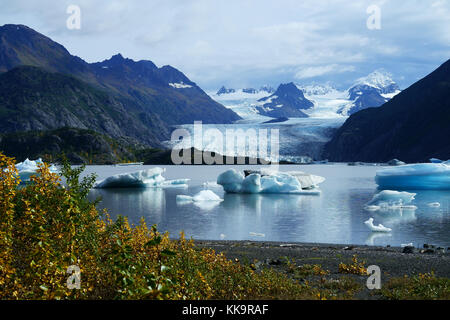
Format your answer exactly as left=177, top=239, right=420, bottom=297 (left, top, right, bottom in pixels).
left=86, top=164, right=450, bottom=248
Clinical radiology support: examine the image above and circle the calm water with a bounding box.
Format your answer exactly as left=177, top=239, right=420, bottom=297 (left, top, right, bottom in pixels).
left=86, top=164, right=450, bottom=247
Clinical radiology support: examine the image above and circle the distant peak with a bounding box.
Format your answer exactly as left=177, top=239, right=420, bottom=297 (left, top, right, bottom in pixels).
left=111, top=53, right=125, bottom=60
left=354, top=69, right=396, bottom=89
left=275, top=82, right=303, bottom=95
left=1, top=24, right=31, bottom=30
left=296, top=83, right=337, bottom=96
left=216, top=86, right=235, bottom=95
left=259, top=85, right=275, bottom=93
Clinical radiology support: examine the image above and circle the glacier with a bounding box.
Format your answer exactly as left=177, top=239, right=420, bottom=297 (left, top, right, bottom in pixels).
left=16, top=158, right=58, bottom=182
left=94, top=168, right=189, bottom=188
left=217, top=169, right=324, bottom=194
left=375, top=163, right=450, bottom=190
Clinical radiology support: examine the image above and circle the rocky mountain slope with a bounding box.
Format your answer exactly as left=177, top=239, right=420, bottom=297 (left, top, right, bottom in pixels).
left=254, top=83, right=314, bottom=118
left=323, top=59, right=450, bottom=163
left=0, top=24, right=240, bottom=149
left=0, top=127, right=137, bottom=164
left=0, top=66, right=167, bottom=147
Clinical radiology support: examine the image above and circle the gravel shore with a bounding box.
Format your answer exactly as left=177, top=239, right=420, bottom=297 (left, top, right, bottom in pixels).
left=195, top=240, right=450, bottom=278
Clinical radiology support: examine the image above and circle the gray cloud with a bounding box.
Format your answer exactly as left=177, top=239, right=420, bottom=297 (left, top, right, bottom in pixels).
left=0, top=0, right=448, bottom=90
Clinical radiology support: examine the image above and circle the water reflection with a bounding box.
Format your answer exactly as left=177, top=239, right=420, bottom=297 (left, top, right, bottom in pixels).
left=366, top=232, right=392, bottom=246
left=90, top=188, right=165, bottom=225
left=86, top=165, right=450, bottom=247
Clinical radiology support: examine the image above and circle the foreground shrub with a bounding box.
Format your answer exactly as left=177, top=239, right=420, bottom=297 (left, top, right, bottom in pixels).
left=0, top=153, right=324, bottom=300
left=381, top=273, right=450, bottom=300
left=1, top=153, right=448, bottom=300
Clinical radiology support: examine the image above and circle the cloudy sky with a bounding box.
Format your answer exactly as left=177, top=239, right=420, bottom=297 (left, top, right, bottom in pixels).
left=1, top=0, right=449, bottom=90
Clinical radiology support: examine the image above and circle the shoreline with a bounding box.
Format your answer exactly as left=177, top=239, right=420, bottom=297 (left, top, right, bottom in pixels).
left=194, top=240, right=450, bottom=279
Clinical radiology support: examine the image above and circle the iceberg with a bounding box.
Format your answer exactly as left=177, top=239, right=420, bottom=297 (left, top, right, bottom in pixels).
left=375, top=163, right=450, bottom=190
left=176, top=190, right=223, bottom=203
left=176, top=190, right=223, bottom=210
left=217, top=169, right=324, bottom=194
left=427, top=202, right=441, bottom=208
left=249, top=232, right=265, bottom=237
left=364, top=218, right=392, bottom=233
left=16, top=158, right=58, bottom=182
left=387, top=159, right=406, bottom=166
left=364, top=190, right=417, bottom=211
left=94, top=168, right=189, bottom=188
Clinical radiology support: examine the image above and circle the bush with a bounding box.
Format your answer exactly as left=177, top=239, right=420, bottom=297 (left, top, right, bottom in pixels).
left=0, top=153, right=321, bottom=300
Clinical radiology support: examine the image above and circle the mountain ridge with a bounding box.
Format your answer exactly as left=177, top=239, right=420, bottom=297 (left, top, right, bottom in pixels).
left=254, top=82, right=313, bottom=118
left=0, top=24, right=241, bottom=149
left=323, top=59, right=450, bottom=162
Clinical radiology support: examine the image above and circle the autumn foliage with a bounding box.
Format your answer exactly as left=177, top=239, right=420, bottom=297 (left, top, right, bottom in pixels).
left=0, top=152, right=320, bottom=300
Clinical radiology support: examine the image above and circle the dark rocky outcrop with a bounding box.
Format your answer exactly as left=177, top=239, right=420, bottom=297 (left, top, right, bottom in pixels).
left=255, top=83, right=313, bottom=118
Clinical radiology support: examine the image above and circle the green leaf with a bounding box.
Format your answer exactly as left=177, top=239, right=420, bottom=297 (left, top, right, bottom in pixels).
left=161, top=249, right=176, bottom=256
left=145, top=236, right=161, bottom=247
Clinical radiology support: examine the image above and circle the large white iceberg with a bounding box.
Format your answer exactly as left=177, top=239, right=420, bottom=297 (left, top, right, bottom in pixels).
left=376, top=163, right=450, bottom=190
left=94, top=168, right=189, bottom=188
left=217, top=169, right=324, bottom=194
left=364, top=190, right=417, bottom=211
left=16, top=158, right=58, bottom=182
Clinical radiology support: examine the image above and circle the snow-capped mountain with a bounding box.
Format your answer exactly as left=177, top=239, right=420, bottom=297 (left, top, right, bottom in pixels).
left=216, top=85, right=274, bottom=96
left=208, top=86, right=277, bottom=121
left=209, top=70, right=401, bottom=120
left=353, top=69, right=400, bottom=94
left=216, top=86, right=236, bottom=95
left=254, top=83, right=314, bottom=118
left=338, top=70, right=401, bottom=116
left=297, top=83, right=336, bottom=96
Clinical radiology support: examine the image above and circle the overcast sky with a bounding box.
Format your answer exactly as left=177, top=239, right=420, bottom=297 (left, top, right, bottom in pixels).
left=1, top=0, right=449, bottom=90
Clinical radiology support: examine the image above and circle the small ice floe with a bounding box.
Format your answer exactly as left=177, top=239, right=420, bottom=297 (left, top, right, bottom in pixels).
left=16, top=158, right=58, bottom=182
left=387, top=159, right=406, bottom=166
left=427, top=202, right=441, bottom=208
left=176, top=190, right=223, bottom=211
left=217, top=169, right=324, bottom=194
left=249, top=232, right=265, bottom=237
left=364, top=190, right=417, bottom=211
left=430, top=158, right=443, bottom=164
left=364, top=218, right=392, bottom=233
left=202, top=181, right=220, bottom=188
left=219, top=234, right=226, bottom=240
left=401, top=243, right=414, bottom=247
left=94, top=168, right=189, bottom=188
left=364, top=205, right=381, bottom=211
left=376, top=163, right=450, bottom=190
left=176, top=189, right=223, bottom=203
